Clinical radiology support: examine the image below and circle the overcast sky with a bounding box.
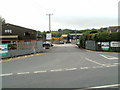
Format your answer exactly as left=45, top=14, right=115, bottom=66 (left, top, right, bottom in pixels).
left=0, top=0, right=119, bottom=31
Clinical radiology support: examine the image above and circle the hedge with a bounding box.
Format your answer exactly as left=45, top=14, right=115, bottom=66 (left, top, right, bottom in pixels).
left=79, top=31, right=120, bottom=48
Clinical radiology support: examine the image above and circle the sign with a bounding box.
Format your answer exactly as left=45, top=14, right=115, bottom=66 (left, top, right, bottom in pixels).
left=98, top=42, right=101, bottom=44
left=46, top=33, right=52, bottom=40
left=0, top=44, right=8, bottom=56
left=101, top=42, right=109, bottom=50
left=110, top=41, right=120, bottom=47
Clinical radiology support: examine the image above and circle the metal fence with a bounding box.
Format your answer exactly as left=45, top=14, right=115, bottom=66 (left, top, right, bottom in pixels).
left=1, top=41, right=44, bottom=59
left=85, top=40, right=120, bottom=52
left=85, top=40, right=96, bottom=50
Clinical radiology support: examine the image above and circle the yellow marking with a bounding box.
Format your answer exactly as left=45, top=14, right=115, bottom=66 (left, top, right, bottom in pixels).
left=0, top=53, right=46, bottom=63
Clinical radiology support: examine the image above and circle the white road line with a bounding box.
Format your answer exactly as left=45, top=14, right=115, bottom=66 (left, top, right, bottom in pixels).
left=50, top=69, right=63, bottom=72
left=0, top=73, right=13, bottom=76
left=85, top=58, right=106, bottom=67
left=114, top=63, right=120, bottom=65
left=88, top=84, right=120, bottom=89
left=17, top=72, right=30, bottom=75
left=1, top=63, right=118, bottom=77
left=34, top=70, right=47, bottom=73
left=106, top=64, right=117, bottom=67
left=80, top=67, right=89, bottom=69
left=65, top=68, right=77, bottom=71
left=100, top=54, right=118, bottom=60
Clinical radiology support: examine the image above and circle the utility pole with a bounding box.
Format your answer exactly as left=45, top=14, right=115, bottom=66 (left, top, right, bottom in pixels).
left=75, top=30, right=77, bottom=44
left=46, top=14, right=53, bottom=32
left=46, top=14, right=53, bottom=42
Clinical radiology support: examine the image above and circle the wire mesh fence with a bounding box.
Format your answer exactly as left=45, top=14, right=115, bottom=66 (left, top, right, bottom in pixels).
left=1, top=41, right=44, bottom=59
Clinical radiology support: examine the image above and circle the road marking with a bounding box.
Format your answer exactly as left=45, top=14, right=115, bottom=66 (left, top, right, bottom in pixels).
left=106, top=64, right=117, bottom=67
left=34, top=70, right=47, bottom=73
left=17, top=72, right=30, bottom=75
left=1, top=63, right=118, bottom=77
left=100, top=54, right=118, bottom=60
left=88, top=84, right=120, bottom=89
left=85, top=58, right=106, bottom=67
left=50, top=69, right=63, bottom=72
left=0, top=73, right=13, bottom=76
left=65, top=68, right=77, bottom=71
left=0, top=53, right=46, bottom=63
left=80, top=67, right=89, bottom=69
left=113, top=63, right=120, bottom=65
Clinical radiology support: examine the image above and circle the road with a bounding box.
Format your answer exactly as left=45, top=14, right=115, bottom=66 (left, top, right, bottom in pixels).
left=1, top=44, right=119, bottom=89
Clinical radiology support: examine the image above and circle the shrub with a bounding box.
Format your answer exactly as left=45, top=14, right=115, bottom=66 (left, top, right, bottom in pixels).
left=95, top=32, right=111, bottom=42
left=109, top=32, right=120, bottom=41
left=79, top=30, right=120, bottom=48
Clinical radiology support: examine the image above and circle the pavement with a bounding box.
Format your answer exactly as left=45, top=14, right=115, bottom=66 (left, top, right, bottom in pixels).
left=1, top=44, right=120, bottom=89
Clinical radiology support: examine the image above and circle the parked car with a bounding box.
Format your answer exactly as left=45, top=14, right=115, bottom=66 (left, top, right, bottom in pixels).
left=43, top=41, right=53, bottom=49
left=76, top=41, right=80, bottom=45
left=59, top=41, right=64, bottom=44
left=66, top=41, right=71, bottom=43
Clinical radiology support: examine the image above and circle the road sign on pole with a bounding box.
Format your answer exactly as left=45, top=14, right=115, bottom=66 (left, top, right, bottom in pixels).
left=46, top=33, right=52, bottom=40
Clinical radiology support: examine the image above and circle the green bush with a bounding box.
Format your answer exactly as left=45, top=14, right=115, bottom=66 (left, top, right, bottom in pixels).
left=109, top=32, right=120, bottom=41
left=79, top=31, right=120, bottom=48
left=95, top=32, right=111, bottom=41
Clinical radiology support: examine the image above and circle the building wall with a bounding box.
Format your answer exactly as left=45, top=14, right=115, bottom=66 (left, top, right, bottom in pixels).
left=107, top=26, right=120, bottom=33
left=2, top=23, right=37, bottom=40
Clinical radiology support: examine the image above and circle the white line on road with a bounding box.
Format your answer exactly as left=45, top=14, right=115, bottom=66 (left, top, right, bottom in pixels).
left=85, top=58, right=106, bottom=67
left=50, top=69, right=63, bottom=72
left=100, top=54, right=118, bottom=60
left=1, top=63, right=118, bottom=77
left=80, top=67, right=89, bottom=69
left=34, top=70, right=47, bottom=73
left=114, top=63, right=120, bottom=65
left=17, top=72, right=30, bottom=75
left=88, top=84, right=120, bottom=89
left=106, top=64, right=117, bottom=67
left=65, top=68, right=77, bottom=71
left=0, top=73, right=13, bottom=76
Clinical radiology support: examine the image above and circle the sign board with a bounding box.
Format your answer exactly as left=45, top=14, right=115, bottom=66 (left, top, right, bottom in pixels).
left=46, top=33, right=52, bottom=40
left=0, top=44, right=8, bottom=56
left=101, top=42, right=109, bottom=50
left=98, top=42, right=101, bottom=44
left=110, top=41, right=120, bottom=47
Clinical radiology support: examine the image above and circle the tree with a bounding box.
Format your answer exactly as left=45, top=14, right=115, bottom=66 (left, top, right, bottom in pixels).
left=0, top=17, right=6, bottom=24
left=58, top=29, right=62, bottom=32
